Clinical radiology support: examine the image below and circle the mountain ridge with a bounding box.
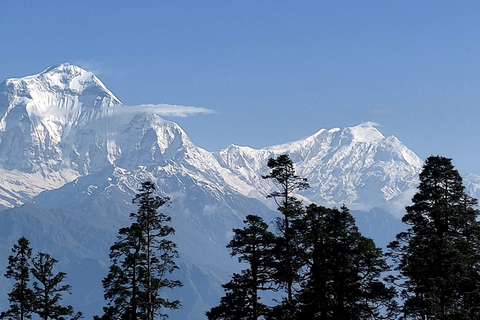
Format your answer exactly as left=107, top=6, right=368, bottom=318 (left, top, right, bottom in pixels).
left=0, top=63, right=468, bottom=319
left=215, top=121, right=422, bottom=214
left=0, top=63, right=426, bottom=214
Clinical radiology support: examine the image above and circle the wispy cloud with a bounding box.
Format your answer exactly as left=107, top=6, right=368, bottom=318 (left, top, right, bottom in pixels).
left=359, top=121, right=382, bottom=127
left=128, top=104, right=215, bottom=117
left=73, top=60, right=105, bottom=75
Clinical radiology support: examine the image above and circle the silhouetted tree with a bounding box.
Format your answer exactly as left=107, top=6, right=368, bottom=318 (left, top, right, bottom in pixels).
left=297, top=204, right=396, bottom=319
left=99, top=222, right=143, bottom=320
left=262, top=154, right=309, bottom=317
left=98, top=181, right=181, bottom=320
left=31, top=252, right=81, bottom=320
left=388, top=156, right=480, bottom=319
left=1, top=237, right=35, bottom=320
left=206, top=215, right=275, bottom=320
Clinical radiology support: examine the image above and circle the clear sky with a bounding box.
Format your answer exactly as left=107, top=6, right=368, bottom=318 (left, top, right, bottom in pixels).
left=1, top=1, right=480, bottom=174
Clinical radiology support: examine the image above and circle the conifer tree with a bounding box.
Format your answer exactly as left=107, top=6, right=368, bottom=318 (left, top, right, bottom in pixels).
left=262, top=154, right=309, bottom=318
left=297, top=204, right=396, bottom=319
left=1, top=237, right=35, bottom=320
left=388, top=156, right=480, bottom=319
left=207, top=273, right=263, bottom=320
left=99, top=222, right=144, bottom=320
left=98, top=181, right=181, bottom=320
left=30, top=252, right=81, bottom=320
left=206, top=215, right=275, bottom=320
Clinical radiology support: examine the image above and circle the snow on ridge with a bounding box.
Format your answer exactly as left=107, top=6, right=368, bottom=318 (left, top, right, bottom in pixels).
left=0, top=64, right=426, bottom=217
left=262, top=122, right=385, bottom=154
left=348, top=122, right=385, bottom=142
left=215, top=122, right=423, bottom=215
left=0, top=63, right=126, bottom=135
left=0, top=63, right=436, bottom=320
left=4, top=62, right=122, bottom=107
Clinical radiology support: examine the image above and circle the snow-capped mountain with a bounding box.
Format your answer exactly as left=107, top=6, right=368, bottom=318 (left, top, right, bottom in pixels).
left=0, top=63, right=120, bottom=207
left=0, top=63, right=424, bottom=214
left=0, top=63, right=437, bottom=318
left=0, top=63, right=253, bottom=210
left=216, top=122, right=423, bottom=214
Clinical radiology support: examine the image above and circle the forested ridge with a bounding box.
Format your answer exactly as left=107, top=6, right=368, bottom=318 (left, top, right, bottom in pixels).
left=2, top=155, right=479, bottom=320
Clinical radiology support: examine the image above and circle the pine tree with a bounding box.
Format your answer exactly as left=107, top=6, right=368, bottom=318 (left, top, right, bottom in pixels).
left=262, top=154, right=309, bottom=317
left=206, top=215, right=275, bottom=320
left=1, top=237, right=35, bottom=320
left=100, top=222, right=144, bottom=320
left=206, top=272, right=271, bottom=320
left=98, top=181, right=182, bottom=320
left=132, top=181, right=181, bottom=320
left=388, top=156, right=480, bottom=319
left=297, top=204, right=396, bottom=319
left=30, top=252, right=81, bottom=320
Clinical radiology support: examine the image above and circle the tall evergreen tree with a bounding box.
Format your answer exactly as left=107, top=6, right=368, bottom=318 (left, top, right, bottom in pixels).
left=30, top=252, right=81, bottom=320
left=262, top=154, right=309, bottom=317
left=206, top=215, right=276, bottom=320
left=297, top=204, right=396, bottom=319
left=388, top=156, right=480, bottom=319
left=132, top=181, right=181, bottom=320
left=1, top=237, right=35, bottom=320
left=207, top=272, right=269, bottom=320
left=100, top=222, right=144, bottom=320
left=98, top=181, right=182, bottom=320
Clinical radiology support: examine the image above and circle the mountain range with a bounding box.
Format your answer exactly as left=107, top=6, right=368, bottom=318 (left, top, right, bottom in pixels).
left=0, top=63, right=476, bottom=319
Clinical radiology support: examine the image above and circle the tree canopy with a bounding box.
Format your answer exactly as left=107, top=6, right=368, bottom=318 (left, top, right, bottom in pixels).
left=388, top=155, right=480, bottom=319
left=98, top=181, right=182, bottom=320
left=206, top=215, right=275, bottom=320
left=298, top=204, right=396, bottom=319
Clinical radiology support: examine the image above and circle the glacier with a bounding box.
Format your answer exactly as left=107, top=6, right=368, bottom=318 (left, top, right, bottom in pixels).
left=0, top=63, right=471, bottom=319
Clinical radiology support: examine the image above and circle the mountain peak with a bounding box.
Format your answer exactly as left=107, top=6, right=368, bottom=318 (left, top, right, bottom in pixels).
left=4, top=63, right=121, bottom=105
left=346, top=122, right=384, bottom=142
left=41, top=63, right=120, bottom=101
left=43, top=62, right=88, bottom=75
left=0, top=63, right=129, bottom=176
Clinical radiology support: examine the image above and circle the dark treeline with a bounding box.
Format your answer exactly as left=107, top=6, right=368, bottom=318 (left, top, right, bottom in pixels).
left=0, top=236, right=82, bottom=320
left=1, top=181, right=182, bottom=320
left=207, top=154, right=480, bottom=320
left=2, top=155, right=480, bottom=319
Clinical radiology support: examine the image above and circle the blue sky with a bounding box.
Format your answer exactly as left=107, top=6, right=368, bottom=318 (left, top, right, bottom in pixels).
left=1, top=1, right=480, bottom=174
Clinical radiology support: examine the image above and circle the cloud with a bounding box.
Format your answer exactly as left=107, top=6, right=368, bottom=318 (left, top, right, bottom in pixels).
left=380, top=188, right=416, bottom=218
left=73, top=60, right=105, bottom=75
left=128, top=104, right=214, bottom=117
left=359, top=121, right=382, bottom=128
